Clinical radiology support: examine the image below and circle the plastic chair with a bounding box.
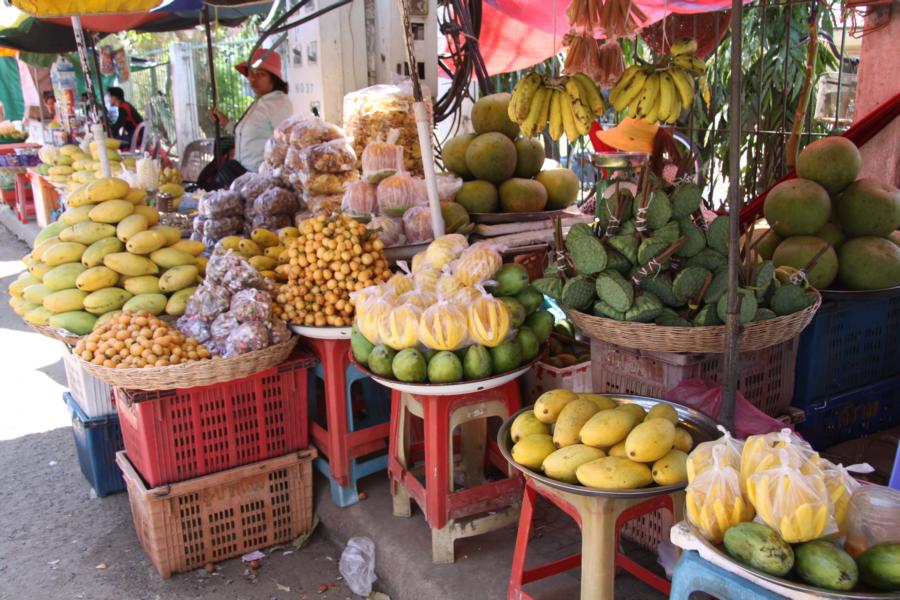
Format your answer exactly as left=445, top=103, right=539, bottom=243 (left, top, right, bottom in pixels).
left=670, top=551, right=788, bottom=600
left=179, top=139, right=215, bottom=183
left=130, top=122, right=147, bottom=153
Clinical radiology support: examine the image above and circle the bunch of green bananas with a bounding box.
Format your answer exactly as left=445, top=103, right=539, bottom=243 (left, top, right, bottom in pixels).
left=507, top=72, right=607, bottom=141
left=609, top=38, right=707, bottom=124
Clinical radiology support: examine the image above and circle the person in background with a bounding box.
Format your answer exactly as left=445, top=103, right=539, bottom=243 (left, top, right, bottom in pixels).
left=42, top=92, right=56, bottom=121
left=106, top=86, right=143, bottom=146
left=208, top=48, right=293, bottom=187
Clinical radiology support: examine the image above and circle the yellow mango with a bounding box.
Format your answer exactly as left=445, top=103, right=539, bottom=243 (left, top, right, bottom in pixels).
left=579, top=409, right=637, bottom=448
left=86, top=177, right=129, bottom=203
left=616, top=403, right=647, bottom=423
left=625, top=418, right=676, bottom=463
left=83, top=287, right=133, bottom=315
left=511, top=434, right=556, bottom=471
left=22, top=284, right=53, bottom=305
left=169, top=240, right=205, bottom=257
left=133, top=204, right=160, bottom=226
left=124, top=187, right=147, bottom=205
left=277, top=227, right=299, bottom=243
left=196, top=256, right=208, bottom=275
left=61, top=205, right=96, bottom=226
left=250, top=228, right=279, bottom=248
left=116, top=214, right=149, bottom=242
left=149, top=248, right=196, bottom=269
left=674, top=428, right=694, bottom=453
left=64, top=222, right=117, bottom=245
left=151, top=225, right=181, bottom=246
left=533, top=389, right=578, bottom=424
left=122, top=276, right=161, bottom=295
left=9, top=274, right=40, bottom=298
left=89, top=199, right=134, bottom=224
left=82, top=237, right=124, bottom=268
left=158, top=183, right=184, bottom=197
left=238, top=239, right=262, bottom=257
left=43, top=263, right=87, bottom=291
left=126, top=230, right=168, bottom=255
left=542, top=445, right=606, bottom=484
left=577, top=393, right=618, bottom=411
left=32, top=236, right=62, bottom=261
left=28, top=261, right=53, bottom=280
left=24, top=306, right=53, bottom=326
left=553, top=399, right=601, bottom=448
left=42, top=242, right=86, bottom=266
left=122, top=293, right=167, bottom=316
left=510, top=411, right=550, bottom=443
left=651, top=449, right=688, bottom=486
left=158, top=265, right=199, bottom=293
left=249, top=255, right=277, bottom=271
left=608, top=441, right=627, bottom=457
left=43, top=289, right=88, bottom=313
left=165, top=286, right=197, bottom=316
left=646, top=403, right=679, bottom=425
left=576, top=456, right=653, bottom=490
left=48, top=311, right=96, bottom=335
left=75, top=266, right=119, bottom=292
left=103, top=253, right=159, bottom=277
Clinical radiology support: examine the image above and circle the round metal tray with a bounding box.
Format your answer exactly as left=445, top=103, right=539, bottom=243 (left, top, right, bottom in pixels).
left=383, top=241, right=430, bottom=262
left=288, top=325, right=353, bottom=340
left=821, top=284, right=900, bottom=301
left=349, top=353, right=542, bottom=396
left=469, top=209, right=571, bottom=224
left=687, top=523, right=898, bottom=599
left=498, top=395, right=722, bottom=499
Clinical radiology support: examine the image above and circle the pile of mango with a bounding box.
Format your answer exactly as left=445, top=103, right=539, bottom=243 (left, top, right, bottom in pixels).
left=509, top=389, right=694, bottom=489
left=8, top=177, right=205, bottom=336
left=213, top=227, right=300, bottom=281
left=38, top=140, right=136, bottom=190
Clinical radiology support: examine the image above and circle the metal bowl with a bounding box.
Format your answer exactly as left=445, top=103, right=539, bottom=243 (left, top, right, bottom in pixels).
left=821, top=284, right=900, bottom=301
left=288, top=325, right=353, bottom=340
left=498, top=395, right=722, bottom=499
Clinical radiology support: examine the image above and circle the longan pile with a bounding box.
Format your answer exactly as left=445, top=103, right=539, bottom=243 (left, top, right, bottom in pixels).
left=74, top=311, right=211, bottom=369
left=275, top=214, right=391, bottom=327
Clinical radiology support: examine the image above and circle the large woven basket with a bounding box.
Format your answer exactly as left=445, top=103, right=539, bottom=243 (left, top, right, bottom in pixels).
left=74, top=336, right=299, bottom=390
left=25, top=321, right=81, bottom=346
left=565, top=290, right=821, bottom=353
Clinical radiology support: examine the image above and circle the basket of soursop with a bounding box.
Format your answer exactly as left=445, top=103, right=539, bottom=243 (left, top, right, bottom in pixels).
left=534, top=177, right=821, bottom=353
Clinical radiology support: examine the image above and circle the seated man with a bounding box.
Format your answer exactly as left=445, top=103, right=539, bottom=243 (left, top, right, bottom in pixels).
left=106, top=86, right=143, bottom=146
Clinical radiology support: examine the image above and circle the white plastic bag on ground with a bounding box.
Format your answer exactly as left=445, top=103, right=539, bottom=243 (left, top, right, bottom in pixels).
left=339, top=536, right=377, bottom=597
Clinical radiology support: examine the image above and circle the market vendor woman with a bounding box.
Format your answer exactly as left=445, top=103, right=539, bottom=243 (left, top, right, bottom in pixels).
left=208, top=48, right=293, bottom=187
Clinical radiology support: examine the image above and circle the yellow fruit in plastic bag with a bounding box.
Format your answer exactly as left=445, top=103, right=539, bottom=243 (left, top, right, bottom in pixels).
left=355, top=295, right=394, bottom=344
left=686, top=473, right=756, bottom=544
left=424, top=233, right=469, bottom=269
left=397, top=289, right=436, bottom=311
left=449, top=286, right=481, bottom=306
left=418, top=303, right=467, bottom=350
left=740, top=430, right=823, bottom=491
left=823, top=465, right=860, bottom=535
left=385, top=273, right=414, bottom=295
left=686, top=429, right=743, bottom=483
left=454, top=245, right=502, bottom=287
left=466, top=294, right=510, bottom=347
left=745, top=466, right=831, bottom=543
left=436, top=272, right=464, bottom=298
left=411, top=253, right=428, bottom=273
left=414, top=267, right=441, bottom=292
left=378, top=304, right=421, bottom=350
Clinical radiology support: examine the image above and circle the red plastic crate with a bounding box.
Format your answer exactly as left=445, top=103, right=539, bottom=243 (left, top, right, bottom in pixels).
left=115, top=350, right=316, bottom=487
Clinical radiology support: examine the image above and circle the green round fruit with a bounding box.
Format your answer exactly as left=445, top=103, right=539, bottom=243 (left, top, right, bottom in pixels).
left=367, top=345, right=397, bottom=377
left=499, top=178, right=548, bottom=213
left=490, top=338, right=522, bottom=374
left=857, top=542, right=900, bottom=592
left=834, top=178, right=900, bottom=237
left=516, top=286, right=544, bottom=314
left=514, top=137, right=545, bottom=178
left=499, top=296, right=526, bottom=327
left=441, top=201, right=470, bottom=233
left=427, top=351, right=464, bottom=383
left=536, top=168, right=580, bottom=210
left=524, top=310, right=554, bottom=343
left=794, top=540, right=858, bottom=592
left=491, top=263, right=530, bottom=296
left=764, top=178, right=831, bottom=237
left=796, top=136, right=861, bottom=195
left=350, top=331, right=375, bottom=365
left=471, top=93, right=520, bottom=139
left=772, top=235, right=839, bottom=289
left=392, top=348, right=427, bottom=382
left=463, top=344, right=492, bottom=379
left=443, top=133, right=476, bottom=179
left=515, top=328, right=540, bottom=362
left=838, top=236, right=900, bottom=290
left=464, top=132, right=517, bottom=184
left=455, top=180, right=499, bottom=214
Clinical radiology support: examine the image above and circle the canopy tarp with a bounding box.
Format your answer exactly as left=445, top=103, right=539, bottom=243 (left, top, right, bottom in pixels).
left=478, top=0, right=742, bottom=75
left=8, top=0, right=158, bottom=18
left=0, top=56, right=25, bottom=119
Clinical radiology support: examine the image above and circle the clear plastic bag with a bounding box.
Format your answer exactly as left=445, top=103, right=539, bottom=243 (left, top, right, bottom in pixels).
left=299, top=138, right=356, bottom=173
left=465, top=288, right=511, bottom=348
left=378, top=303, right=422, bottom=350
left=339, top=537, right=377, bottom=597
left=823, top=463, right=864, bottom=536
left=223, top=321, right=270, bottom=357
left=198, top=189, right=243, bottom=218
left=397, top=287, right=436, bottom=311
left=230, top=288, right=272, bottom=323
left=267, top=316, right=292, bottom=344
left=207, top=251, right=266, bottom=293
left=844, top=485, right=900, bottom=557
left=435, top=173, right=464, bottom=203
left=249, top=213, right=294, bottom=232
left=361, top=130, right=404, bottom=182
left=210, top=312, right=241, bottom=348
left=176, top=314, right=211, bottom=344
left=452, top=242, right=503, bottom=287
left=740, top=428, right=824, bottom=489
left=367, top=216, right=405, bottom=247
left=402, top=206, right=434, bottom=245
left=418, top=300, right=468, bottom=350
left=424, top=234, right=469, bottom=270
left=283, top=146, right=303, bottom=171
left=300, top=170, right=360, bottom=195
left=238, top=174, right=275, bottom=202
left=686, top=426, right=744, bottom=483
left=376, top=172, right=426, bottom=217
left=685, top=444, right=755, bottom=544
left=185, top=282, right=232, bottom=321
left=273, top=115, right=307, bottom=144
left=253, top=187, right=300, bottom=216
left=746, top=451, right=837, bottom=543
left=288, top=116, right=344, bottom=149
left=342, top=181, right=378, bottom=215
left=264, top=138, right=288, bottom=168
left=356, top=293, right=396, bottom=345
left=302, top=194, right=344, bottom=217
left=203, top=216, right=243, bottom=240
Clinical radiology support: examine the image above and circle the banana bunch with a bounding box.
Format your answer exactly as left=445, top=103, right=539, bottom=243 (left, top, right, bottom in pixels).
left=609, top=37, right=708, bottom=124
left=508, top=71, right=607, bottom=140
left=160, top=166, right=183, bottom=186
left=686, top=473, right=756, bottom=544
left=745, top=470, right=830, bottom=543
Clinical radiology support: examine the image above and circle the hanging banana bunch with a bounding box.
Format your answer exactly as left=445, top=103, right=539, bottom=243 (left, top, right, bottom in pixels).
left=608, top=37, right=709, bottom=125
left=508, top=71, right=607, bottom=141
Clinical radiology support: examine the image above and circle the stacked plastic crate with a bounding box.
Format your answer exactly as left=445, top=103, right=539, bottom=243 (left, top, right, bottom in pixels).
left=113, top=349, right=319, bottom=578
left=62, top=352, right=124, bottom=497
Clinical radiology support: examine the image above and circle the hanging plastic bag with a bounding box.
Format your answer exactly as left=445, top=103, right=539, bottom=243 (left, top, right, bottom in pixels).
left=435, top=173, right=464, bottom=203
left=339, top=537, right=378, bottom=597
left=686, top=425, right=744, bottom=483
left=745, top=450, right=837, bottom=543
left=685, top=444, right=755, bottom=544
left=376, top=172, right=426, bottom=217
left=343, top=181, right=378, bottom=215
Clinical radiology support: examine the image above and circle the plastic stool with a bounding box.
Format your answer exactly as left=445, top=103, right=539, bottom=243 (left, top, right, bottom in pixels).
left=388, top=381, right=523, bottom=563
left=304, top=337, right=391, bottom=507
left=670, top=550, right=788, bottom=600
left=508, top=476, right=682, bottom=600
left=14, top=172, right=34, bottom=224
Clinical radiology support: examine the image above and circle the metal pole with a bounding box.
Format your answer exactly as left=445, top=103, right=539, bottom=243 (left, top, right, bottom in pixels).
left=721, top=1, right=744, bottom=431
left=85, top=32, right=110, bottom=137
left=72, top=16, right=111, bottom=178
left=203, top=6, right=221, bottom=161
left=396, top=0, right=445, bottom=238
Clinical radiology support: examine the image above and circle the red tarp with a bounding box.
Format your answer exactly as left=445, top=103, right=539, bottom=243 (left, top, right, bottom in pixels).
left=478, top=0, right=738, bottom=75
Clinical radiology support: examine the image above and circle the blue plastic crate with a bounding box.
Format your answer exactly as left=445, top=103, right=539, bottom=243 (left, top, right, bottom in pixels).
left=64, top=392, right=125, bottom=497
left=797, top=376, right=900, bottom=450
left=793, top=294, right=900, bottom=407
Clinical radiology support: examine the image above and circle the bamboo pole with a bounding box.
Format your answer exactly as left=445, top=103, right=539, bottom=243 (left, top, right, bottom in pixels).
left=71, top=16, right=111, bottom=178
left=721, top=1, right=744, bottom=431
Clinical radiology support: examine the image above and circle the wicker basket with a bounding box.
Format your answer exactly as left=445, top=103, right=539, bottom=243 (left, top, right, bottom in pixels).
left=565, top=290, right=821, bottom=353
left=74, top=336, right=299, bottom=390
left=25, top=321, right=81, bottom=346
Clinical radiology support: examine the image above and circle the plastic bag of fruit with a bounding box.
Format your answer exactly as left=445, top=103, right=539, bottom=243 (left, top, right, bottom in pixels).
left=376, top=172, right=426, bottom=217
left=418, top=300, right=468, bottom=351
left=230, top=288, right=272, bottom=323
left=223, top=321, right=270, bottom=357
left=740, top=428, right=824, bottom=490
left=452, top=242, right=503, bottom=287
left=378, top=302, right=422, bottom=350
left=355, top=293, right=397, bottom=345
left=253, top=187, right=300, bottom=216
left=361, top=130, right=403, bottom=182
left=199, top=189, right=243, bottom=218
left=686, top=425, right=744, bottom=483
left=267, top=316, right=292, bottom=344
left=299, top=138, right=356, bottom=173
left=685, top=444, right=755, bottom=544
left=402, top=205, right=434, bottom=245
left=185, top=282, right=232, bottom=321
left=288, top=116, right=345, bottom=149
left=343, top=181, right=378, bottom=215
left=367, top=216, right=405, bottom=247
left=745, top=452, right=837, bottom=543
left=823, top=462, right=866, bottom=535
left=176, top=313, right=212, bottom=344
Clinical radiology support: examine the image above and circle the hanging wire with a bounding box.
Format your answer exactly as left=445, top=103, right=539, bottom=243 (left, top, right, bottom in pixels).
left=434, top=0, right=492, bottom=124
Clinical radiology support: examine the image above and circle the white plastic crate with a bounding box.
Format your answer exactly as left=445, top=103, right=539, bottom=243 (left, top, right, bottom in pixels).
left=63, top=352, right=115, bottom=418
left=521, top=360, right=592, bottom=404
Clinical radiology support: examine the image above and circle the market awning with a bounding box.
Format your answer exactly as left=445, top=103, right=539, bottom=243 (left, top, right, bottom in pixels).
left=478, top=0, right=745, bottom=75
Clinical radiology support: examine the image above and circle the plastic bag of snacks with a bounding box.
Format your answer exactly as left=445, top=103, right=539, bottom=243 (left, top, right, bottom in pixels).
left=267, top=316, right=292, bottom=344
left=185, top=283, right=232, bottom=321
left=745, top=451, right=837, bottom=543
left=198, top=189, right=243, bottom=218
left=198, top=216, right=243, bottom=240
left=300, top=170, right=360, bottom=195
left=378, top=303, right=422, bottom=350
left=686, top=426, right=743, bottom=483
left=210, top=312, right=241, bottom=347
left=274, top=115, right=307, bottom=144
left=685, top=444, right=755, bottom=544
left=253, top=187, right=300, bottom=216
left=250, top=213, right=294, bottom=232
left=236, top=173, right=275, bottom=202
left=361, top=129, right=404, bottom=182
left=230, top=288, right=272, bottom=323
left=299, top=138, right=356, bottom=173
left=844, top=485, right=900, bottom=557
left=288, top=116, right=344, bottom=149
left=264, top=139, right=288, bottom=168
left=402, top=205, right=434, bottom=245
left=740, top=429, right=823, bottom=490
left=176, top=313, right=212, bottom=344
left=224, top=321, right=270, bottom=357
left=418, top=300, right=468, bottom=350
left=301, top=193, right=344, bottom=217
left=284, top=147, right=303, bottom=171
left=377, top=172, right=426, bottom=217
left=343, top=80, right=432, bottom=176
left=343, top=181, right=378, bottom=215
left=367, top=216, right=405, bottom=247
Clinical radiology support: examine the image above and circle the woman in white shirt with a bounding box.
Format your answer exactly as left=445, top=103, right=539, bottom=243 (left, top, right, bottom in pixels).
left=209, top=48, right=293, bottom=185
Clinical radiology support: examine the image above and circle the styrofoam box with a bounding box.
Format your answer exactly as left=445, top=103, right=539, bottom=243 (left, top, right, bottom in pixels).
left=63, top=352, right=115, bottom=418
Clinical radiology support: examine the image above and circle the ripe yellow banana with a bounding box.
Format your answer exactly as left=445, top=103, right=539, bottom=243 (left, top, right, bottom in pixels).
left=548, top=90, right=564, bottom=140
left=559, top=92, right=580, bottom=141
left=612, top=69, right=648, bottom=112
left=673, top=55, right=707, bottom=76
left=642, top=96, right=661, bottom=123
left=656, top=72, right=676, bottom=123
left=521, top=86, right=551, bottom=137
left=609, top=65, right=640, bottom=106
left=636, top=73, right=661, bottom=117
left=564, top=80, right=592, bottom=135
left=513, top=72, right=543, bottom=122
left=669, top=37, right=698, bottom=57
left=627, top=96, right=641, bottom=119
left=669, top=67, right=695, bottom=110
left=572, top=72, right=606, bottom=117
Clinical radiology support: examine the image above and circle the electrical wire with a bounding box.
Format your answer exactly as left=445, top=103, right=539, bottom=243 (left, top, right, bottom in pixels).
left=435, top=0, right=492, bottom=125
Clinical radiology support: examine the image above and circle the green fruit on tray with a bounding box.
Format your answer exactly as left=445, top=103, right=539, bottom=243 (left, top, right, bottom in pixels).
left=367, top=344, right=396, bottom=377
left=857, top=542, right=900, bottom=592
left=427, top=351, right=463, bottom=384
left=351, top=331, right=375, bottom=365
left=490, top=338, right=522, bottom=373
left=515, top=327, right=540, bottom=362
left=793, top=540, right=858, bottom=592
left=516, top=286, right=544, bottom=315
left=491, top=263, right=530, bottom=296
left=463, top=344, right=492, bottom=379
left=525, top=311, right=554, bottom=343
left=723, top=522, right=794, bottom=577
left=455, top=180, right=498, bottom=213
left=500, top=296, right=526, bottom=328
left=393, top=348, right=427, bottom=383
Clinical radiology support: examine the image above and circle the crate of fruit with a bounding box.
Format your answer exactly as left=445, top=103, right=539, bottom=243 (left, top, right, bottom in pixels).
left=115, top=348, right=316, bottom=487
left=63, top=352, right=114, bottom=418
left=64, top=392, right=124, bottom=497
left=521, top=332, right=591, bottom=403
left=117, top=448, right=316, bottom=578
left=796, top=375, right=900, bottom=450
left=590, top=337, right=798, bottom=417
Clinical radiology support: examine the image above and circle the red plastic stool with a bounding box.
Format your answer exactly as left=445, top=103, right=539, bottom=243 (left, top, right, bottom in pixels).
left=388, top=380, right=523, bottom=563
left=508, top=476, right=682, bottom=600
left=303, top=336, right=391, bottom=507
left=14, top=172, right=35, bottom=224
